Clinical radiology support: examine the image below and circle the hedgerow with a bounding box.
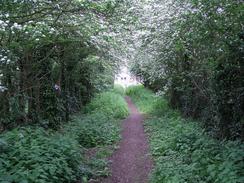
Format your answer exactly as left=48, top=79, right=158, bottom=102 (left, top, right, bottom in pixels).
left=0, top=0, right=124, bottom=131
left=129, top=0, right=244, bottom=140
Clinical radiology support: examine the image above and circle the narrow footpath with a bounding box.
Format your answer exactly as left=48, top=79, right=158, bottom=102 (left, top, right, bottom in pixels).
left=102, top=96, right=153, bottom=183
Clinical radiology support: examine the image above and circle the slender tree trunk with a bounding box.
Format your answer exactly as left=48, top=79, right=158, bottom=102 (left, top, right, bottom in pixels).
left=60, top=48, right=69, bottom=121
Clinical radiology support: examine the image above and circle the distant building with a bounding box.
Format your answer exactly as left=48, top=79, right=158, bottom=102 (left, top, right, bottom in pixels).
left=114, top=67, right=140, bottom=88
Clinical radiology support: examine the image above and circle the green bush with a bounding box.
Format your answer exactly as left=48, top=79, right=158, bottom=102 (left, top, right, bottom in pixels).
left=127, top=86, right=244, bottom=183
left=0, top=128, right=83, bottom=183
left=66, top=113, right=121, bottom=148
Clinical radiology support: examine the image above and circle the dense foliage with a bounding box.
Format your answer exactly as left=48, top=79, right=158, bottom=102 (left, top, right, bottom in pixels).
left=0, top=89, right=128, bottom=183
left=126, top=85, right=165, bottom=115
left=1, top=0, right=243, bottom=182
left=85, top=91, right=128, bottom=119
left=128, top=0, right=244, bottom=140
left=127, top=86, right=244, bottom=183
left=0, top=0, right=124, bottom=130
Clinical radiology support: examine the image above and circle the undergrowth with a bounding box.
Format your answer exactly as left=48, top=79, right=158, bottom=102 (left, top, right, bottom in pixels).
left=126, top=85, right=166, bottom=115
left=0, top=86, right=128, bottom=183
left=85, top=90, right=128, bottom=119
left=127, top=86, right=244, bottom=183
left=111, top=84, right=125, bottom=96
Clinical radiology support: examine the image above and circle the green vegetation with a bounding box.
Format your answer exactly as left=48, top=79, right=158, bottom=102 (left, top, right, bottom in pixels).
left=85, top=91, right=128, bottom=119
left=127, top=86, right=244, bottom=183
left=0, top=0, right=122, bottom=131
left=130, top=0, right=244, bottom=140
left=1, top=0, right=243, bottom=182
left=0, top=128, right=82, bottom=183
left=0, top=89, right=128, bottom=183
left=112, top=84, right=125, bottom=96
left=126, top=85, right=165, bottom=115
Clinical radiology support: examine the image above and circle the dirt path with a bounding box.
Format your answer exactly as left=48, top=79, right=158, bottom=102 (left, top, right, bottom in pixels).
left=102, top=96, right=153, bottom=183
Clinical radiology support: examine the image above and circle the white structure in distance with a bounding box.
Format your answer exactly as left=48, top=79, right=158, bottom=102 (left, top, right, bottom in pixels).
left=114, top=66, right=141, bottom=88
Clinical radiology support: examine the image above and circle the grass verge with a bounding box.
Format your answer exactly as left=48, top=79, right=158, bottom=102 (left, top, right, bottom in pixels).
left=126, top=85, right=244, bottom=183
left=0, top=86, right=128, bottom=183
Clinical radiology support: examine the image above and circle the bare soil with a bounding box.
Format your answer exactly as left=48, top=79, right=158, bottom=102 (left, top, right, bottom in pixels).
left=101, top=96, right=153, bottom=183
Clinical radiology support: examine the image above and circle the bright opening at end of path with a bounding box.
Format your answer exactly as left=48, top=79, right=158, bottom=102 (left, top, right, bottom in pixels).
left=114, top=66, right=141, bottom=88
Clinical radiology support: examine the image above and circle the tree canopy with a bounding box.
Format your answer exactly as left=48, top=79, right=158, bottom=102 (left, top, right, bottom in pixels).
left=127, top=0, right=244, bottom=140
left=1, top=0, right=243, bottom=138
left=0, top=0, right=126, bottom=129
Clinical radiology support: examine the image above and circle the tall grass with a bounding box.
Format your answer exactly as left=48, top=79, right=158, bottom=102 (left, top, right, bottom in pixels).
left=127, top=86, right=244, bottom=183
left=126, top=85, right=166, bottom=115
left=85, top=91, right=129, bottom=119
left=111, top=84, right=125, bottom=96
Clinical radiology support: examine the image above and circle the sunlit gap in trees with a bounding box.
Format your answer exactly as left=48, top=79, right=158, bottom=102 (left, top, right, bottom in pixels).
left=114, top=66, right=141, bottom=88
